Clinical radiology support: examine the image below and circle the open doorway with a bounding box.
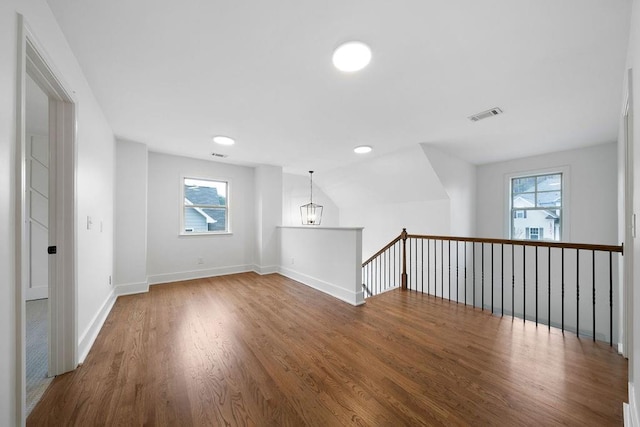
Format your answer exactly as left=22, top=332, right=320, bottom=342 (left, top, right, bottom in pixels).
left=24, top=71, right=52, bottom=415
left=16, top=15, right=78, bottom=423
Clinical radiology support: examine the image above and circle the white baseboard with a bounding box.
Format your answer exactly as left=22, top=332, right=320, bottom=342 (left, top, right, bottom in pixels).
left=253, top=265, right=279, bottom=275
left=625, top=403, right=632, bottom=427
left=627, top=382, right=640, bottom=427
left=114, top=280, right=149, bottom=296
left=148, top=264, right=254, bottom=285
left=278, top=266, right=365, bottom=306
left=78, top=290, right=116, bottom=363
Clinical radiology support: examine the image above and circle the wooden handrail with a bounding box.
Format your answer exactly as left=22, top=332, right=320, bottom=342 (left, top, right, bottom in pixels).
left=362, top=231, right=622, bottom=268
left=362, top=234, right=402, bottom=266
left=406, top=234, right=623, bottom=254
left=361, top=228, right=624, bottom=345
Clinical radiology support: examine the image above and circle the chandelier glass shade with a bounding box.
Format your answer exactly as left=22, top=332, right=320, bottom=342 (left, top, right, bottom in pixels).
left=300, top=171, right=323, bottom=225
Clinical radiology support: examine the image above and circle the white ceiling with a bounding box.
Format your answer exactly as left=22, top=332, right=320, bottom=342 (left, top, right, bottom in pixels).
left=46, top=0, right=631, bottom=174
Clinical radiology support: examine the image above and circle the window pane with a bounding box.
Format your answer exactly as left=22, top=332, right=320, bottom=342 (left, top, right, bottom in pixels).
left=184, top=207, right=207, bottom=232
left=512, top=193, right=535, bottom=207
left=512, top=217, right=527, bottom=239
left=203, top=208, right=226, bottom=231
left=512, top=177, right=536, bottom=194
left=537, top=191, right=561, bottom=207
left=536, top=174, right=561, bottom=191
left=183, top=207, right=226, bottom=232
left=182, top=177, right=229, bottom=233
left=184, top=178, right=226, bottom=206
left=513, top=209, right=561, bottom=241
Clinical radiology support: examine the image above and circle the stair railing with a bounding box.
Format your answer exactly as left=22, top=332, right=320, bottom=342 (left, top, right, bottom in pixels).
left=362, top=228, right=624, bottom=345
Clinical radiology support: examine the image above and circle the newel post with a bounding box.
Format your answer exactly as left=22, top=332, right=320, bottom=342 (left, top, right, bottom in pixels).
left=401, top=228, right=408, bottom=290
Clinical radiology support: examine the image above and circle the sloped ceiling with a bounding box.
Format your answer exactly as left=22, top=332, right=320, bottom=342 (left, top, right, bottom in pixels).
left=46, top=0, right=631, bottom=174
left=318, top=145, right=448, bottom=208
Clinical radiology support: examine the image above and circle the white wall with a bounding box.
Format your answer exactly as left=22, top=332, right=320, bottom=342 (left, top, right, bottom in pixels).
left=476, top=143, right=618, bottom=245
left=1, top=1, right=115, bottom=424
left=279, top=226, right=364, bottom=305
left=282, top=172, right=339, bottom=227
left=342, top=200, right=451, bottom=262
left=147, top=152, right=256, bottom=283
left=474, top=143, right=619, bottom=342
left=255, top=165, right=282, bottom=273
left=114, top=140, right=148, bottom=294
left=324, top=145, right=451, bottom=260
left=421, top=144, right=477, bottom=237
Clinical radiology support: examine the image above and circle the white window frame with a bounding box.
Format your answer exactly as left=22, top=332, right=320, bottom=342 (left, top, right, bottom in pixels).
left=504, top=166, right=570, bottom=241
left=179, top=176, right=231, bottom=235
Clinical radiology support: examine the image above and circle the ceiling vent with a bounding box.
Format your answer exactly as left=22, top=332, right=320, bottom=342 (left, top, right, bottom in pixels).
left=211, top=152, right=229, bottom=158
left=468, top=107, right=503, bottom=122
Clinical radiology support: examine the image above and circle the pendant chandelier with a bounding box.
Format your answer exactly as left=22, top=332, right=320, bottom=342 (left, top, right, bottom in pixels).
left=300, top=171, right=323, bottom=225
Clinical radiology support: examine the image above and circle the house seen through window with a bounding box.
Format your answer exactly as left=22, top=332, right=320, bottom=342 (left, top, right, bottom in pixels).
left=182, top=177, right=228, bottom=233
left=511, top=173, right=562, bottom=241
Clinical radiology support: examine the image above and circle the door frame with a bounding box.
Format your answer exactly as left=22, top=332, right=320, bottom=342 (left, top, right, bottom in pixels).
left=15, top=14, right=78, bottom=423
left=623, top=68, right=634, bottom=365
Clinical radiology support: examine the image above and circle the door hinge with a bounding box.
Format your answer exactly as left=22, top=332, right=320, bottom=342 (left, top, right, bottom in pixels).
left=48, top=246, right=57, bottom=254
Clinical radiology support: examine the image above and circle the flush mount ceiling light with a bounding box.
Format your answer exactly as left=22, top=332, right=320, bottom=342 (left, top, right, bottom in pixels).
left=213, top=135, right=235, bottom=145
left=332, top=41, right=372, bottom=72
left=354, top=145, right=372, bottom=154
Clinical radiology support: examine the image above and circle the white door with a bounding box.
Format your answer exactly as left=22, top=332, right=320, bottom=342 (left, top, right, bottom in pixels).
left=26, top=136, right=50, bottom=301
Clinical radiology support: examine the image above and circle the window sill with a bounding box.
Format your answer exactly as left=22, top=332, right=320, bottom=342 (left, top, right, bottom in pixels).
left=179, top=231, right=233, bottom=237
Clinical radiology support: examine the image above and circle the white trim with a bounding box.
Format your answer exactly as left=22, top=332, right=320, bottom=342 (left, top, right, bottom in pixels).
left=278, top=225, right=364, bottom=231
left=178, top=231, right=233, bottom=237
left=15, top=15, right=78, bottom=425
left=253, top=265, right=279, bottom=275
left=504, top=165, right=571, bottom=241
left=114, top=280, right=149, bottom=296
left=627, top=382, right=640, bottom=427
left=278, top=266, right=365, bottom=306
left=623, top=68, right=634, bottom=360
left=78, top=291, right=116, bottom=363
left=148, top=264, right=254, bottom=285
left=180, top=175, right=231, bottom=234
left=626, top=403, right=631, bottom=427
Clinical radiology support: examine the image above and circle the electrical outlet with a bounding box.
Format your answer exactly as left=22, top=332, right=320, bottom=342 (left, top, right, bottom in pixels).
left=87, top=215, right=92, bottom=230
left=291, top=257, right=295, bottom=265
left=197, top=257, right=204, bottom=265
left=109, top=275, right=112, bottom=285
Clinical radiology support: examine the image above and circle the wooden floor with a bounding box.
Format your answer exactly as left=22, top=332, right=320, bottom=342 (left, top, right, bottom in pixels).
left=29, top=273, right=627, bottom=426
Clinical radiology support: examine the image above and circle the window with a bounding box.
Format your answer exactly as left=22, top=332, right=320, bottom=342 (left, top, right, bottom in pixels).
left=510, top=173, right=562, bottom=241
left=181, top=177, right=228, bottom=234
left=526, top=227, right=543, bottom=240
left=513, top=210, right=527, bottom=219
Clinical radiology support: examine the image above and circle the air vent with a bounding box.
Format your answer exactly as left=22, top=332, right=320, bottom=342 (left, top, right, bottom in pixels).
left=468, top=107, right=503, bottom=122
left=211, top=152, right=229, bottom=158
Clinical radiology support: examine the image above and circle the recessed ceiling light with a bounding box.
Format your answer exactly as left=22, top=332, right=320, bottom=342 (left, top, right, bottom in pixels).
left=332, top=41, right=372, bottom=72
left=213, top=135, right=235, bottom=145
left=354, top=145, right=372, bottom=154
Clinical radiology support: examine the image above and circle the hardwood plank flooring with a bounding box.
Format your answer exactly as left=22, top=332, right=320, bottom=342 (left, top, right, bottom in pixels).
left=28, top=273, right=627, bottom=426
